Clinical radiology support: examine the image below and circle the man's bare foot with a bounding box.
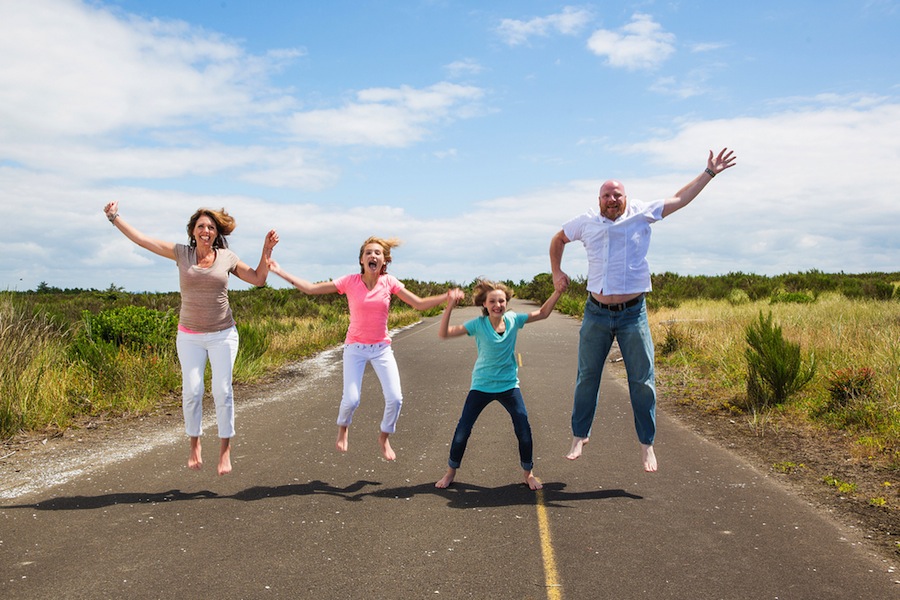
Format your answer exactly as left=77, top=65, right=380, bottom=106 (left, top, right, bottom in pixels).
left=379, top=431, right=396, bottom=461
left=188, top=437, right=202, bottom=470
left=336, top=426, right=349, bottom=453
left=565, top=436, right=589, bottom=460
left=435, top=467, right=456, bottom=489
left=524, top=470, right=543, bottom=490
left=218, top=438, right=232, bottom=476
left=641, top=443, right=658, bottom=472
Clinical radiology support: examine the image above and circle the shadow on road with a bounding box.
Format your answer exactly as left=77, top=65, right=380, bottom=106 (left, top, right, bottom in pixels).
left=2, top=480, right=642, bottom=511
left=353, top=480, right=643, bottom=509
left=0, top=480, right=382, bottom=510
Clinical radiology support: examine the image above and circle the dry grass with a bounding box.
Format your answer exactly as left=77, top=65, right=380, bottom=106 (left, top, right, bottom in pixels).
left=650, top=293, right=900, bottom=452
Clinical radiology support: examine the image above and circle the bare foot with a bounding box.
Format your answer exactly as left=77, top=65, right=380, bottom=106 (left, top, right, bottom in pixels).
left=524, top=470, right=543, bottom=490
left=336, top=426, right=349, bottom=453
left=565, top=436, right=589, bottom=460
left=435, top=467, right=456, bottom=489
left=379, top=431, right=396, bottom=461
left=188, top=437, right=202, bottom=470
left=641, top=444, right=658, bottom=472
left=218, top=438, right=232, bottom=476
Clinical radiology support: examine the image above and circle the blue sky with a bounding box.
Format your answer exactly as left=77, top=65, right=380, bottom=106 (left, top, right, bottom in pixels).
left=2, top=0, right=899, bottom=292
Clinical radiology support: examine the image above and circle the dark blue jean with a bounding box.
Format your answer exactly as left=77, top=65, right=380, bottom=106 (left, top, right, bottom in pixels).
left=448, top=388, right=534, bottom=471
left=571, top=296, right=656, bottom=445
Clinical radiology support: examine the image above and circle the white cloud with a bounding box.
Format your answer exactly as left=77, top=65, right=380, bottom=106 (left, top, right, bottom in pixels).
left=619, top=99, right=900, bottom=275
left=286, top=83, right=485, bottom=147
left=2, top=1, right=898, bottom=294
left=445, top=58, right=484, bottom=78
left=6, top=97, right=900, bottom=291
left=689, top=42, right=729, bottom=53
left=497, top=6, right=593, bottom=46
left=0, top=0, right=297, bottom=142
left=649, top=75, right=708, bottom=99
left=586, top=13, right=676, bottom=70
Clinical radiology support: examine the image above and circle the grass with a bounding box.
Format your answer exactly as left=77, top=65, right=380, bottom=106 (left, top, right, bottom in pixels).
left=3, top=278, right=899, bottom=470
left=0, top=290, right=429, bottom=439
left=646, top=292, right=900, bottom=463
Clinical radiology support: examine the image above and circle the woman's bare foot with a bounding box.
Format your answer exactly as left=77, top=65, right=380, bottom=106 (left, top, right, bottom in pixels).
left=218, top=438, right=232, bottom=476
left=379, top=431, right=396, bottom=461
left=188, top=437, right=203, bottom=470
left=435, top=467, right=456, bottom=489
left=524, top=470, right=543, bottom=490
left=565, top=436, right=589, bottom=460
left=336, top=426, right=349, bottom=453
left=641, top=443, right=658, bottom=472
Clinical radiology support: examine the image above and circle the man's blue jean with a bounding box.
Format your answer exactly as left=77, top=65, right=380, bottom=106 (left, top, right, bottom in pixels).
left=448, top=388, right=534, bottom=471
left=571, top=296, right=656, bottom=445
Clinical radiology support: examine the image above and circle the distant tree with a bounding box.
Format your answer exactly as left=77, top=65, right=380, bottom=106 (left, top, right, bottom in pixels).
left=35, top=281, right=62, bottom=294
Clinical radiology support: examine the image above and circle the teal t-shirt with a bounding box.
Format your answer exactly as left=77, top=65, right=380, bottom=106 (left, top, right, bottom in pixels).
left=464, top=311, right=530, bottom=393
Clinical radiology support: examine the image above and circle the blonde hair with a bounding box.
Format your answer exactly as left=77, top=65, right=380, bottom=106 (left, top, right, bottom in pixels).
left=472, top=279, right=513, bottom=316
left=358, top=236, right=402, bottom=275
left=187, top=208, right=235, bottom=249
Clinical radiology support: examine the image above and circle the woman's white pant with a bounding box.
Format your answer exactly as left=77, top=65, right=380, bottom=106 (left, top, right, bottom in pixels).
left=339, top=342, right=403, bottom=434
left=176, top=327, right=239, bottom=439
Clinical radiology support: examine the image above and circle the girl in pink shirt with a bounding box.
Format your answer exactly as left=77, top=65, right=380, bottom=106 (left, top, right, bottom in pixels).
left=269, top=236, right=457, bottom=460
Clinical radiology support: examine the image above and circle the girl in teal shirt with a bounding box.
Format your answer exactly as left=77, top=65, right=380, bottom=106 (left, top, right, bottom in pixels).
left=436, top=279, right=564, bottom=490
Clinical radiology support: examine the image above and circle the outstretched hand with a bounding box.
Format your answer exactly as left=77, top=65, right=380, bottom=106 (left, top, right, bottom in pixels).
left=707, top=148, right=737, bottom=175
left=103, top=200, right=119, bottom=220
left=263, top=229, right=279, bottom=254
left=266, top=257, right=282, bottom=274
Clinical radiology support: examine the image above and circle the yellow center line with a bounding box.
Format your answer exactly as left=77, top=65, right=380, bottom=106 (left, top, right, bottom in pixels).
left=535, top=488, right=563, bottom=599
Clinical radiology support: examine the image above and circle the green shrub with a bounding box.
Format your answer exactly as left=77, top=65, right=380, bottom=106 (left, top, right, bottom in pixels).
left=555, top=294, right=585, bottom=318
left=517, top=272, right=556, bottom=304
left=744, top=311, right=816, bottom=409
left=77, top=305, right=178, bottom=355
left=770, top=291, right=816, bottom=304
left=727, top=289, right=751, bottom=306
left=826, top=366, right=876, bottom=411
left=659, top=321, right=692, bottom=356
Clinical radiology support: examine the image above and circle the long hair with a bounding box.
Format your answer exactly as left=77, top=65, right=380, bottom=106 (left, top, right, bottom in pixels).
left=472, top=279, right=513, bottom=316
left=186, top=208, right=235, bottom=249
left=358, top=236, right=402, bottom=275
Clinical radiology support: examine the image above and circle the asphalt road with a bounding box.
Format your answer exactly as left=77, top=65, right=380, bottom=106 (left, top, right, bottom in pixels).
left=1, top=300, right=898, bottom=599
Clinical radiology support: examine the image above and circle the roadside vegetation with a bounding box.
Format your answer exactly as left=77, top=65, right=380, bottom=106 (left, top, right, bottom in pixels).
left=0, top=281, right=449, bottom=437
left=3, top=270, right=899, bottom=517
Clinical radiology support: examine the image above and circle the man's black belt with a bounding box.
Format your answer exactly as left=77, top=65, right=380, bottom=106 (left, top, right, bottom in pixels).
left=588, top=293, right=644, bottom=311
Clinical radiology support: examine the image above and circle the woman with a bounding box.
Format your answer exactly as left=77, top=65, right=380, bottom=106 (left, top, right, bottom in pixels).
left=268, top=236, right=457, bottom=461
left=102, top=200, right=278, bottom=475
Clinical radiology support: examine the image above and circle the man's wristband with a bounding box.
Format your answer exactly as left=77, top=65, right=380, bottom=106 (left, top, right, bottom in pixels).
left=704, top=167, right=716, bottom=178
left=108, top=212, right=120, bottom=223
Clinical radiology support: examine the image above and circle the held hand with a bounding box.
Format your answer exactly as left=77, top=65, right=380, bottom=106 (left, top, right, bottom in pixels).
left=447, top=288, right=465, bottom=305
left=707, top=148, right=737, bottom=176
left=553, top=271, right=570, bottom=291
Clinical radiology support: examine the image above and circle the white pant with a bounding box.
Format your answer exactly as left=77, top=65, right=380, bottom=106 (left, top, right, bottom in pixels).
left=176, top=327, right=239, bottom=438
left=340, top=342, right=403, bottom=433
